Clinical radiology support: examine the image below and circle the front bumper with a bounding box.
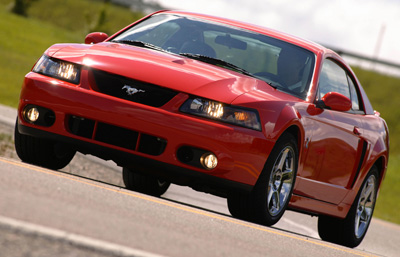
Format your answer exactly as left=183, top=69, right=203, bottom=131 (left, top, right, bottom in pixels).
left=18, top=71, right=273, bottom=193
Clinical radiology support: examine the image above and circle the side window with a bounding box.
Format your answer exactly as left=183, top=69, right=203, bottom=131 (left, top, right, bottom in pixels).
left=318, top=59, right=364, bottom=113
left=347, top=75, right=362, bottom=111
left=318, top=59, right=350, bottom=99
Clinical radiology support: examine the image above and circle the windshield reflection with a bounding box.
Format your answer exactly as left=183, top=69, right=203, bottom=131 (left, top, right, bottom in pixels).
left=112, top=14, right=315, bottom=99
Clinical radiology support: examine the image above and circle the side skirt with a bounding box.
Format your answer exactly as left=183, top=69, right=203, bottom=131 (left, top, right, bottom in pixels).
left=289, top=194, right=351, bottom=219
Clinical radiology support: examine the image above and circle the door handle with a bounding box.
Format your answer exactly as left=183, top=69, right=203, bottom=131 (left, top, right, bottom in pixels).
left=353, top=126, right=361, bottom=135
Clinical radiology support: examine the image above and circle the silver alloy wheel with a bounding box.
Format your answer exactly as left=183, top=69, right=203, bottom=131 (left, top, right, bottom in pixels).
left=355, top=174, right=377, bottom=238
left=267, top=146, right=295, bottom=216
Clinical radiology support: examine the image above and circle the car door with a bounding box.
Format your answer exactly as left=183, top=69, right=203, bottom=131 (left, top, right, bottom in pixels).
left=296, top=58, right=366, bottom=204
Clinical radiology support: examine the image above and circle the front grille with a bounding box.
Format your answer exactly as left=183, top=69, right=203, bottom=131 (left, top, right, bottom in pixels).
left=90, top=69, right=178, bottom=107
left=95, top=123, right=138, bottom=150
left=68, top=115, right=167, bottom=156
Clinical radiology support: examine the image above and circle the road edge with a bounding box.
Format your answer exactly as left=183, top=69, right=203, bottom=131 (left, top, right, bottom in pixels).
left=0, top=215, right=164, bottom=257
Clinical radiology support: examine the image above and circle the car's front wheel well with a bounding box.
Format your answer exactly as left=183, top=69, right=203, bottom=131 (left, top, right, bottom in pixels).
left=280, top=125, right=302, bottom=154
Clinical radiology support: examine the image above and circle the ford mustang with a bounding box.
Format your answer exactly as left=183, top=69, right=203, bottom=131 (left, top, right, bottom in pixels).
left=14, top=10, right=389, bottom=248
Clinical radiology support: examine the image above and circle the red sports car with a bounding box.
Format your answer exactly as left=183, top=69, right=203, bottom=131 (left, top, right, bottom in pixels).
left=15, top=10, right=389, bottom=247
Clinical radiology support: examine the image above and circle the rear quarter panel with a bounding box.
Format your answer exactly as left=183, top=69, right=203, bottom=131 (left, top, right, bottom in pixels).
left=342, top=114, right=389, bottom=205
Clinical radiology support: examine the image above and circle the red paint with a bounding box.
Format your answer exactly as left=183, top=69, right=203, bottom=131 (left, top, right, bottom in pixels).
left=17, top=11, right=388, bottom=219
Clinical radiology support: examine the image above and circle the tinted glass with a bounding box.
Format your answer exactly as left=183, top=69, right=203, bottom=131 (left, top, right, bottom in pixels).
left=318, top=59, right=365, bottom=113
left=318, top=59, right=351, bottom=99
left=347, top=75, right=361, bottom=111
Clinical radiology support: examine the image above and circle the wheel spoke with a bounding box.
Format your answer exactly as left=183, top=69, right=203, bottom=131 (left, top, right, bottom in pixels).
left=355, top=210, right=362, bottom=234
left=364, top=199, right=374, bottom=209
left=278, top=154, right=293, bottom=195
left=359, top=195, right=367, bottom=207
left=363, top=182, right=374, bottom=200
left=360, top=207, right=368, bottom=222
left=354, top=174, right=377, bottom=238
left=276, top=149, right=289, bottom=171
left=364, top=206, right=373, bottom=219
left=268, top=189, right=280, bottom=213
left=281, top=167, right=293, bottom=181
left=274, top=191, right=281, bottom=212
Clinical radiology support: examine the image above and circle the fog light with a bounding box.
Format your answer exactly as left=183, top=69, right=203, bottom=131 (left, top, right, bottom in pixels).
left=24, top=107, right=40, bottom=123
left=200, top=153, right=218, bottom=170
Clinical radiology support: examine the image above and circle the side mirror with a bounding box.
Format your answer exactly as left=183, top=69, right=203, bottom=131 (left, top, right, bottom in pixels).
left=317, top=92, right=352, bottom=112
left=85, top=32, right=109, bottom=44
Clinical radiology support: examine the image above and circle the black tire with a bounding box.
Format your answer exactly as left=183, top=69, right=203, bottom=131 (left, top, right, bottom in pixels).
left=122, top=167, right=170, bottom=197
left=227, top=192, right=252, bottom=220
left=318, top=166, right=379, bottom=248
left=250, top=133, right=298, bottom=226
left=14, top=120, right=75, bottom=170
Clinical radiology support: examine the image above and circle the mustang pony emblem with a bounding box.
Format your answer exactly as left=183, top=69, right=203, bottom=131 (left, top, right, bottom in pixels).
left=122, top=85, right=145, bottom=95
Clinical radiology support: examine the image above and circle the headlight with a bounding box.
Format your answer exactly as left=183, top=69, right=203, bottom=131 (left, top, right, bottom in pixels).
left=32, top=55, right=81, bottom=84
left=180, top=97, right=261, bottom=131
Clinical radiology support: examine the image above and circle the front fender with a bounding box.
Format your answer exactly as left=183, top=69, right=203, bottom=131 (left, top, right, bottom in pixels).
left=231, top=90, right=305, bottom=147
left=269, top=104, right=303, bottom=140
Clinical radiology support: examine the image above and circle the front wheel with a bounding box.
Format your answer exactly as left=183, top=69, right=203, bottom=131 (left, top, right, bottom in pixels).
left=249, top=133, right=298, bottom=226
left=14, top=120, right=75, bottom=170
left=318, top=166, right=379, bottom=248
left=227, top=192, right=252, bottom=220
left=122, top=167, right=170, bottom=197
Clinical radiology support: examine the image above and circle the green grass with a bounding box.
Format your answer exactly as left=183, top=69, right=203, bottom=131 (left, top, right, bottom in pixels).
left=0, top=8, right=82, bottom=107
left=375, top=154, right=400, bottom=224
left=0, top=1, right=399, bottom=224
left=352, top=67, right=400, bottom=154
left=0, top=133, right=14, bottom=157
left=0, top=0, right=142, bottom=35
left=25, top=0, right=142, bottom=35
left=0, top=0, right=142, bottom=107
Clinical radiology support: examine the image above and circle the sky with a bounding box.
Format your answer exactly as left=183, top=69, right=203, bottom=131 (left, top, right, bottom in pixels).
left=156, top=0, right=400, bottom=66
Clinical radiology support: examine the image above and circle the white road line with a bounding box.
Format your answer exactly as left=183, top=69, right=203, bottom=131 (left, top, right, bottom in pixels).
left=0, top=215, right=165, bottom=257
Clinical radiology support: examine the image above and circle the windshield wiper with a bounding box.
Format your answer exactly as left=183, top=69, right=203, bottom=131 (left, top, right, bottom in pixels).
left=251, top=74, right=283, bottom=90
left=112, top=40, right=167, bottom=53
left=179, top=53, right=255, bottom=77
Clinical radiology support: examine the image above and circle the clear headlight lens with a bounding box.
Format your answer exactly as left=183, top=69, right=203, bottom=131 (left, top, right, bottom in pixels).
left=33, top=55, right=81, bottom=84
left=180, top=98, right=261, bottom=131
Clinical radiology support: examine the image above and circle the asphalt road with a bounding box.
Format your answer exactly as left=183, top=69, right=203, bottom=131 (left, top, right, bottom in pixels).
left=1, top=104, right=399, bottom=256
left=0, top=157, right=397, bottom=257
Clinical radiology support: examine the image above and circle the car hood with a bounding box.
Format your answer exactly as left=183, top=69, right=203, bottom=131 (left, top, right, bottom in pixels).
left=46, top=42, right=283, bottom=104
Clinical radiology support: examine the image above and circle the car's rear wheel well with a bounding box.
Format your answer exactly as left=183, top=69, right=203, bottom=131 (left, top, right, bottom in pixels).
left=373, top=156, right=386, bottom=185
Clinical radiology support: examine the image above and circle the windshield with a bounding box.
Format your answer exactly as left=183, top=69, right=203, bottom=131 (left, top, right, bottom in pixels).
left=112, top=14, right=315, bottom=99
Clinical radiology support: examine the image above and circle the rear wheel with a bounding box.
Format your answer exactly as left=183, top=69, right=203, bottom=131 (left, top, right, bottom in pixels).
left=122, top=167, right=170, bottom=197
left=14, top=120, right=75, bottom=170
left=318, top=166, right=379, bottom=248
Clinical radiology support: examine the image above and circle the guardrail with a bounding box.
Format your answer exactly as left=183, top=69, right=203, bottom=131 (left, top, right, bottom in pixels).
left=326, top=45, right=400, bottom=77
